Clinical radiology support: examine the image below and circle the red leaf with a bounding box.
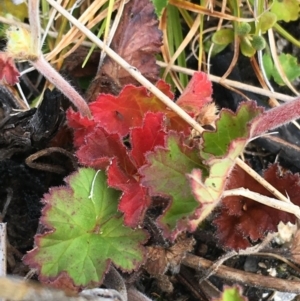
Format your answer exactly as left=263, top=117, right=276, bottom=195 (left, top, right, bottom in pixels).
left=0, top=52, right=20, bottom=85
left=176, top=72, right=212, bottom=115
left=130, top=112, right=166, bottom=167
left=76, top=126, right=136, bottom=174
left=66, top=109, right=96, bottom=147
left=108, top=159, right=151, bottom=227
left=89, top=81, right=189, bottom=136
left=214, top=164, right=300, bottom=250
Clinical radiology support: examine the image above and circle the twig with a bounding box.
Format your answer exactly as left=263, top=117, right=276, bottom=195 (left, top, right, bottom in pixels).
left=0, top=225, right=6, bottom=277
left=223, top=188, right=300, bottom=217
left=156, top=61, right=294, bottom=102
left=46, top=0, right=204, bottom=133
left=199, top=233, right=276, bottom=282
left=28, top=0, right=41, bottom=54
left=182, top=253, right=300, bottom=294
left=25, top=147, right=77, bottom=174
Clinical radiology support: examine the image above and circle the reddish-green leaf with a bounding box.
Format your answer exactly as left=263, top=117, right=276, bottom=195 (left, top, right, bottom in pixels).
left=189, top=102, right=263, bottom=229
left=24, top=168, right=147, bottom=287
left=140, top=131, right=206, bottom=238
left=202, top=102, right=263, bottom=157
left=76, top=126, right=136, bottom=174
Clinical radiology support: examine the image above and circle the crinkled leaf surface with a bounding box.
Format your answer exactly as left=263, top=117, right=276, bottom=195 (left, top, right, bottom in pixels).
left=86, top=0, right=162, bottom=100
left=214, top=164, right=300, bottom=250
left=189, top=140, right=245, bottom=227
left=140, top=131, right=207, bottom=238
left=107, top=113, right=166, bottom=227
left=76, top=126, right=136, bottom=174
left=24, top=168, right=147, bottom=287
left=89, top=81, right=189, bottom=136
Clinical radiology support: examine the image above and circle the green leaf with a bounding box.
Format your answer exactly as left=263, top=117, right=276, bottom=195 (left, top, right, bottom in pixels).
left=151, top=0, right=168, bottom=17
left=262, top=53, right=274, bottom=80
left=251, top=35, right=266, bottom=51
left=204, top=40, right=228, bottom=57
left=212, top=29, right=234, bottom=45
left=258, top=12, right=277, bottom=33
left=273, top=53, right=300, bottom=85
left=188, top=102, right=263, bottom=227
left=24, top=168, right=147, bottom=287
left=240, top=38, right=256, bottom=57
left=215, top=286, right=247, bottom=301
left=271, top=0, right=300, bottom=22
left=189, top=139, right=246, bottom=226
left=0, top=0, right=28, bottom=21
left=236, top=23, right=251, bottom=36
left=201, top=102, right=263, bottom=157
left=140, top=132, right=207, bottom=236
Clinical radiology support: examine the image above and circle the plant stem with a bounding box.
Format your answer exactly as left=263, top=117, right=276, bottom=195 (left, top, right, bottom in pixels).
left=31, top=56, right=91, bottom=117
left=157, top=61, right=295, bottom=102
left=183, top=253, right=300, bottom=294
left=27, top=0, right=90, bottom=116
left=251, top=95, right=300, bottom=137
left=274, top=23, right=300, bottom=48
left=28, top=0, right=41, bottom=55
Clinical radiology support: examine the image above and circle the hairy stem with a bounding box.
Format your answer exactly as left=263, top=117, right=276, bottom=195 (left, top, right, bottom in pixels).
left=251, top=95, right=300, bottom=137
left=31, top=56, right=91, bottom=117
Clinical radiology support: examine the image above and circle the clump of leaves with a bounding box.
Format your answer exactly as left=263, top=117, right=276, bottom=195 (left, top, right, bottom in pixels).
left=25, top=67, right=300, bottom=290
left=24, top=71, right=217, bottom=290
left=67, top=73, right=212, bottom=234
